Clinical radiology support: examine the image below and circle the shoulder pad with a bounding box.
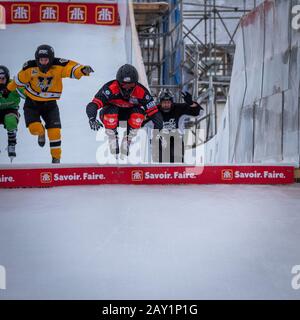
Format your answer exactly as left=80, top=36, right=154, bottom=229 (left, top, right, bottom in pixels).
left=22, top=60, right=37, bottom=70
left=53, top=58, right=69, bottom=66
left=107, top=80, right=118, bottom=87
left=137, top=82, right=150, bottom=94
left=107, top=80, right=120, bottom=94
left=134, top=83, right=152, bottom=99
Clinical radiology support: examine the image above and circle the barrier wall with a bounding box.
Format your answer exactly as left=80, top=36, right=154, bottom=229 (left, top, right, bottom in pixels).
left=0, top=165, right=294, bottom=188
left=206, top=0, right=300, bottom=166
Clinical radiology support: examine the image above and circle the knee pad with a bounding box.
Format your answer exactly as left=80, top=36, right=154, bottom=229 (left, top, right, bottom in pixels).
left=128, top=113, right=144, bottom=129
left=103, top=114, right=118, bottom=129
left=28, top=122, right=45, bottom=136
left=47, top=128, right=61, bottom=159
left=4, top=114, right=18, bottom=131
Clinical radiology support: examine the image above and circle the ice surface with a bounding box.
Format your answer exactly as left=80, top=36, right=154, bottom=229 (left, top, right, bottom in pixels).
left=0, top=184, right=300, bottom=300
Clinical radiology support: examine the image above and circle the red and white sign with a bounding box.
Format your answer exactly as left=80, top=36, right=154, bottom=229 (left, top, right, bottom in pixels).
left=0, top=165, right=295, bottom=188
left=1, top=2, right=120, bottom=26
left=221, top=169, right=233, bottom=181
left=40, top=4, right=59, bottom=22
left=40, top=172, right=52, bottom=184
left=11, top=3, right=30, bottom=22
left=95, top=5, right=115, bottom=25
left=68, top=4, right=87, bottom=23
left=131, top=170, right=144, bottom=182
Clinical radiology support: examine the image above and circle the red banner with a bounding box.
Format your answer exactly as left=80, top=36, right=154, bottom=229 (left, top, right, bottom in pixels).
left=0, top=1, right=120, bottom=25
left=0, top=165, right=295, bottom=188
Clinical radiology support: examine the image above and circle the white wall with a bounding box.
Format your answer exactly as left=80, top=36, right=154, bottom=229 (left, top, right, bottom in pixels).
left=205, top=0, right=300, bottom=166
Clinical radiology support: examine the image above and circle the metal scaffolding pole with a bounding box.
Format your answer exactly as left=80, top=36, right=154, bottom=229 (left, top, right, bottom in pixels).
left=134, top=0, right=258, bottom=142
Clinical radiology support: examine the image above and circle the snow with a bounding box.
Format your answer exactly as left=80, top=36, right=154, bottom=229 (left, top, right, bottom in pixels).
left=0, top=184, right=300, bottom=300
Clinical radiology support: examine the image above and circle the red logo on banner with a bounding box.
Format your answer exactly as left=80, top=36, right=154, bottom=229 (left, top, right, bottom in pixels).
left=40, top=4, right=59, bottom=22
left=11, top=3, right=30, bottom=22
left=68, top=5, right=87, bottom=23
left=95, top=5, right=115, bottom=25
left=222, top=169, right=233, bottom=180
left=40, top=172, right=52, bottom=184
left=131, top=170, right=143, bottom=182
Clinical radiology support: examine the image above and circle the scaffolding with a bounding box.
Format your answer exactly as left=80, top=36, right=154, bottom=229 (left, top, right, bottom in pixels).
left=134, top=0, right=259, bottom=141
left=134, top=0, right=182, bottom=100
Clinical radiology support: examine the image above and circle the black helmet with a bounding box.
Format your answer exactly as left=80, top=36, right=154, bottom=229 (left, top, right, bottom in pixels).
left=159, top=89, right=174, bottom=103
left=158, top=89, right=174, bottom=113
left=35, top=44, right=55, bottom=73
left=116, top=64, right=139, bottom=84
left=0, top=65, right=10, bottom=85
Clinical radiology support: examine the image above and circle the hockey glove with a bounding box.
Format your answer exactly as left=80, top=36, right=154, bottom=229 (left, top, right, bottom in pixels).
left=89, top=118, right=102, bottom=131
left=181, top=91, right=194, bottom=105
left=82, top=66, right=94, bottom=76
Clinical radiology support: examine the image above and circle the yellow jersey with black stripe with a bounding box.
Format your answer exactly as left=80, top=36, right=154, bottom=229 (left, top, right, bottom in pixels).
left=8, top=58, right=87, bottom=102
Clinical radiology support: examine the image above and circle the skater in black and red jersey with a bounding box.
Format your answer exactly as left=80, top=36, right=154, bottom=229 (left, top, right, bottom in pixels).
left=86, top=64, right=163, bottom=157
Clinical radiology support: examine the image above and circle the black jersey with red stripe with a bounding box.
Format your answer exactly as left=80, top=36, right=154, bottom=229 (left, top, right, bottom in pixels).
left=91, top=80, right=158, bottom=116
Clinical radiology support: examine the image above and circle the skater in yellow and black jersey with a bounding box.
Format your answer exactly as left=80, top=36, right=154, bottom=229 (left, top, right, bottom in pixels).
left=6, top=44, right=94, bottom=163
